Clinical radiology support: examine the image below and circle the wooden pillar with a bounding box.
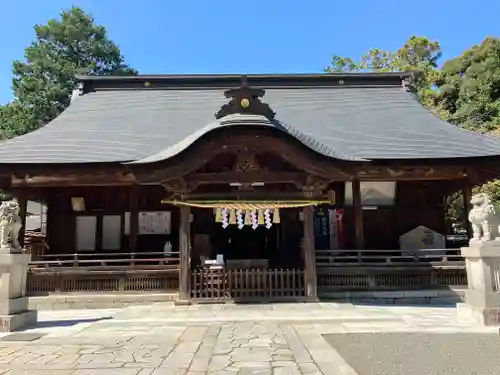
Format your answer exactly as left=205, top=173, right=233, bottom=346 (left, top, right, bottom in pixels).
left=352, top=179, right=365, bottom=249
left=177, top=205, right=191, bottom=304
left=17, top=191, right=28, bottom=248
left=128, top=185, right=139, bottom=252
left=302, top=206, right=317, bottom=299
left=463, top=185, right=472, bottom=239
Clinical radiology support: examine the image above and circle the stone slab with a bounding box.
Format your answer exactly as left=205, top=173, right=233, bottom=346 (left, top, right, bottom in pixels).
left=0, top=297, right=29, bottom=315
left=0, top=309, right=37, bottom=332
left=0, top=332, right=46, bottom=342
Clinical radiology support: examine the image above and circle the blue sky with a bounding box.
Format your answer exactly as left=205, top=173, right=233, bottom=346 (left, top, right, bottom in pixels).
left=1, top=0, right=499, bottom=104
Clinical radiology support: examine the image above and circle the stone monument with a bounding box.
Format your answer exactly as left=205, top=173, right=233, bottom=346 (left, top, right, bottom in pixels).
left=457, top=193, right=500, bottom=325
left=399, top=225, right=446, bottom=258
left=0, top=199, right=37, bottom=331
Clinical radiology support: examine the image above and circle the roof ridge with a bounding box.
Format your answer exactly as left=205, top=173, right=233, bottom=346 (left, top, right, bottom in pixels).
left=77, top=72, right=413, bottom=80
left=79, top=73, right=409, bottom=93
left=86, top=84, right=405, bottom=92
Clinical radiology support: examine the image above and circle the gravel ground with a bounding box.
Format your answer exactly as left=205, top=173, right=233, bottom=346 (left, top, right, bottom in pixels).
left=323, top=332, right=500, bottom=375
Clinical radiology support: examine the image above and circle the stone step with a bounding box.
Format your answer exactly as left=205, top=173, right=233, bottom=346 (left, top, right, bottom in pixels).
left=319, top=288, right=466, bottom=305
left=28, top=288, right=466, bottom=310
left=29, top=292, right=177, bottom=310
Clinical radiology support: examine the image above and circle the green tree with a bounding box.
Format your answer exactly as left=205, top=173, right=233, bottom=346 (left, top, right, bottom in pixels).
left=1, top=6, right=136, bottom=136
left=424, top=38, right=500, bottom=224
left=0, top=102, right=34, bottom=139
left=325, top=37, right=500, bottom=229
left=433, top=37, right=500, bottom=133
left=325, top=36, right=441, bottom=106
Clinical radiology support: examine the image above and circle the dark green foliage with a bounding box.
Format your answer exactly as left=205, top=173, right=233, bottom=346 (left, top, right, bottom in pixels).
left=325, top=36, right=441, bottom=107
left=434, top=38, right=500, bottom=133
left=326, top=36, right=500, bottom=227
left=0, top=6, right=136, bottom=137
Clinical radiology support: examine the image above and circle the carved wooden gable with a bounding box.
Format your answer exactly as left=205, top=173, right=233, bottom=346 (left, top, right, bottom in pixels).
left=215, top=76, right=275, bottom=120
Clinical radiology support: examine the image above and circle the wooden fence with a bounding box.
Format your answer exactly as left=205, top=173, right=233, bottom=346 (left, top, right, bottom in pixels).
left=28, top=251, right=179, bottom=269
left=25, top=242, right=47, bottom=261
left=317, top=267, right=466, bottom=291
left=27, top=269, right=179, bottom=295
left=316, top=248, right=466, bottom=292
left=26, top=251, right=179, bottom=295
left=191, top=268, right=306, bottom=303
left=316, top=248, right=463, bottom=266
left=24, top=248, right=468, bottom=298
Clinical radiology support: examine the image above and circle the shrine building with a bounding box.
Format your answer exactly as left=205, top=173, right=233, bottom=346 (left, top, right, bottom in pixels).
left=1, top=72, right=499, bottom=303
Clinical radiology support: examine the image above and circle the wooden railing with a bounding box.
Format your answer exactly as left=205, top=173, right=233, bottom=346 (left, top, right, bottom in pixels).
left=26, top=251, right=180, bottom=295
left=28, top=251, right=179, bottom=270
left=316, top=248, right=466, bottom=292
left=317, top=267, right=466, bottom=291
left=27, top=269, right=179, bottom=295
left=24, top=242, right=47, bottom=261
left=316, top=248, right=464, bottom=267
left=24, top=248, right=468, bottom=297
left=191, top=268, right=306, bottom=302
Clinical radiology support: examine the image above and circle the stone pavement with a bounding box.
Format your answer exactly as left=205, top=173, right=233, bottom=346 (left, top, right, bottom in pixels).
left=0, top=302, right=497, bottom=374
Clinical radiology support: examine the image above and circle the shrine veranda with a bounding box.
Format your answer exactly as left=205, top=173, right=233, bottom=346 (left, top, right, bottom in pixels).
left=1, top=72, right=500, bottom=302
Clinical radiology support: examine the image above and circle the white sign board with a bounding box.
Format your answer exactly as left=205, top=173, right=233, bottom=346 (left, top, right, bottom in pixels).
left=124, top=211, right=171, bottom=235
left=399, top=225, right=445, bottom=250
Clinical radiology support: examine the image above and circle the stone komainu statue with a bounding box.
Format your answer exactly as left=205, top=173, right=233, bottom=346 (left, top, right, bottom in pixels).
left=0, top=199, right=22, bottom=252
left=468, top=193, right=500, bottom=242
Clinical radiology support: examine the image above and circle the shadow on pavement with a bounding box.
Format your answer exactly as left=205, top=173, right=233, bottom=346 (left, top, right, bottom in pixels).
left=26, top=316, right=113, bottom=329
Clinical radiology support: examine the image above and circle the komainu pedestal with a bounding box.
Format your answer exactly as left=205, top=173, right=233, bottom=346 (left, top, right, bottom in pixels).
left=0, top=199, right=37, bottom=331
left=0, top=253, right=37, bottom=331
left=457, top=241, right=500, bottom=325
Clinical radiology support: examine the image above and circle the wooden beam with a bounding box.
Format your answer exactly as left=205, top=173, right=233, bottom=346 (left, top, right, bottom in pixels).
left=177, top=205, right=191, bottom=304
left=185, top=171, right=306, bottom=185
left=17, top=191, right=27, bottom=248
left=463, top=185, right=472, bottom=239
left=352, top=179, right=365, bottom=249
left=302, top=206, right=317, bottom=299
left=128, top=185, right=139, bottom=253
left=144, top=162, right=471, bottom=185
left=95, top=215, right=103, bottom=251
left=356, top=166, right=468, bottom=181
left=11, top=173, right=136, bottom=187
left=182, top=191, right=322, bottom=201
left=131, top=131, right=349, bottom=183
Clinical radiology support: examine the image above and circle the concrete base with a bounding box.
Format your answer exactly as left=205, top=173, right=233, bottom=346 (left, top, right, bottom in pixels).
left=29, top=293, right=178, bottom=310
left=0, top=297, right=29, bottom=315
left=0, top=310, right=38, bottom=332
left=457, top=303, right=500, bottom=326
left=324, top=288, right=465, bottom=305
left=174, top=299, right=192, bottom=306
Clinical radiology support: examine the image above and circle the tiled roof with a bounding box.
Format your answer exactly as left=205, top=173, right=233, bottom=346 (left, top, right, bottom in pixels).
left=1, top=73, right=500, bottom=164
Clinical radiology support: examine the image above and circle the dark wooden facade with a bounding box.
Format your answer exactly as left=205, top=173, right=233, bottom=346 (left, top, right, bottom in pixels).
left=3, top=73, right=500, bottom=302
left=1, top=125, right=492, bottom=302
left=7, top=126, right=487, bottom=252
